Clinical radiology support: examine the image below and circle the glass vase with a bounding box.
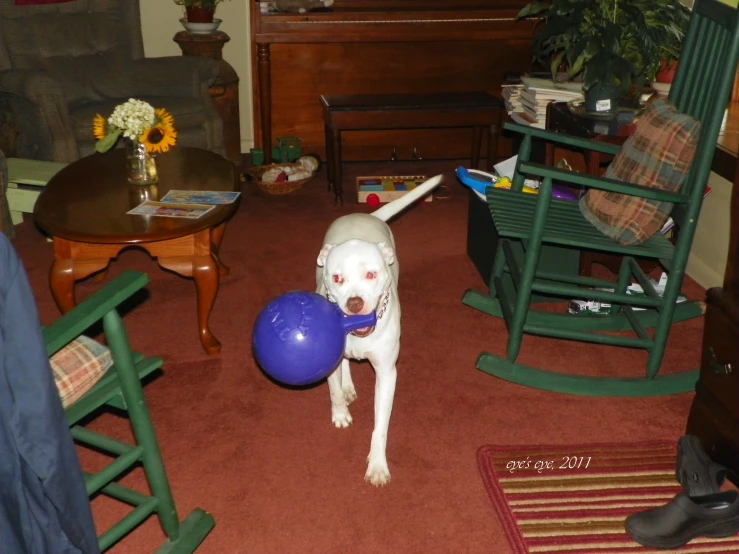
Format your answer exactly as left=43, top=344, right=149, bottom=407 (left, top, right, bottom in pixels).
left=125, top=139, right=158, bottom=185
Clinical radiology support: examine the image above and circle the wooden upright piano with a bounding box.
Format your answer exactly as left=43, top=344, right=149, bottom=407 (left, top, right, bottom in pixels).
left=249, top=0, right=534, bottom=163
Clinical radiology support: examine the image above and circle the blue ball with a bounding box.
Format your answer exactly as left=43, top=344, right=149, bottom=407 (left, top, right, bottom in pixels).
left=252, top=291, right=348, bottom=386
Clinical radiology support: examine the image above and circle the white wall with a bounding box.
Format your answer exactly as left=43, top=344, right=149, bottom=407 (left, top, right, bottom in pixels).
left=138, top=0, right=254, bottom=153
left=687, top=171, right=733, bottom=288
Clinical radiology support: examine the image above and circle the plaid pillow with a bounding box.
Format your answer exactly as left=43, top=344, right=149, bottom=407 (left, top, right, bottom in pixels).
left=50, top=335, right=113, bottom=408
left=579, top=99, right=701, bottom=245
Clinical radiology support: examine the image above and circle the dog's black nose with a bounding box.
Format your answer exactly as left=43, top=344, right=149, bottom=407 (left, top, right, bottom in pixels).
left=346, top=297, right=364, bottom=314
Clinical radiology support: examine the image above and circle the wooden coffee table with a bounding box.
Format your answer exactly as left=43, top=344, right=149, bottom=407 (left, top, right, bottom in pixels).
left=34, top=147, right=239, bottom=355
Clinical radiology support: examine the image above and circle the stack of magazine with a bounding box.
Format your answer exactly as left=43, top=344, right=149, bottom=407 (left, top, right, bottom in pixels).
left=127, top=190, right=241, bottom=219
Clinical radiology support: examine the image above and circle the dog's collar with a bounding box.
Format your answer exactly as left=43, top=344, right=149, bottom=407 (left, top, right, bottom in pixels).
left=375, top=289, right=390, bottom=320
left=325, top=289, right=391, bottom=321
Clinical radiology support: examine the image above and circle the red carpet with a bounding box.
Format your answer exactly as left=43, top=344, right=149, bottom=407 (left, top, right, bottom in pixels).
left=11, top=160, right=705, bottom=553
left=478, top=442, right=739, bottom=553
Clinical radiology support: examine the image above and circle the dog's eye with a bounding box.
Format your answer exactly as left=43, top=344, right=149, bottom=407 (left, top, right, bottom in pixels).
left=332, top=274, right=344, bottom=284
left=365, top=271, right=377, bottom=280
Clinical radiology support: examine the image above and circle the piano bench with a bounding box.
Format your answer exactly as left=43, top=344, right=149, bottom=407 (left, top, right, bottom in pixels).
left=320, top=92, right=503, bottom=204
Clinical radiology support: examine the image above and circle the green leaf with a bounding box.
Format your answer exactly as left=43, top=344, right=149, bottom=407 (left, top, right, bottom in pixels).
left=517, top=1, right=552, bottom=20
left=550, top=51, right=566, bottom=78
left=95, top=128, right=122, bottom=153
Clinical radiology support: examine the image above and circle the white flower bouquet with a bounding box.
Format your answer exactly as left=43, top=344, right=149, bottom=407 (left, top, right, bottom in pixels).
left=94, top=98, right=177, bottom=154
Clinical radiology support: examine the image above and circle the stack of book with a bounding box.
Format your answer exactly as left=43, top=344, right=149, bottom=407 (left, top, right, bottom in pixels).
left=502, top=83, right=524, bottom=115
left=511, top=76, right=584, bottom=129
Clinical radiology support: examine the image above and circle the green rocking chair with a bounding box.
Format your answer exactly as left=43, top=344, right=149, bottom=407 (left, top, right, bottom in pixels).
left=45, top=271, right=215, bottom=552
left=463, top=0, right=739, bottom=397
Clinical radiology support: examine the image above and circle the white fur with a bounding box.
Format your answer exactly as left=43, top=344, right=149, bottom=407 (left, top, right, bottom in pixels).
left=316, top=175, right=442, bottom=486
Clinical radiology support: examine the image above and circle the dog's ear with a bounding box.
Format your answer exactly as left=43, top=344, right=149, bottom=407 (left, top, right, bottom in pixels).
left=317, top=244, right=333, bottom=267
left=376, top=241, right=395, bottom=265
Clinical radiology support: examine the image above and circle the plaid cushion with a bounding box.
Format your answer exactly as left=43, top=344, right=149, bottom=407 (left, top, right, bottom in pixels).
left=579, top=99, right=701, bottom=245
left=50, top=335, right=113, bottom=408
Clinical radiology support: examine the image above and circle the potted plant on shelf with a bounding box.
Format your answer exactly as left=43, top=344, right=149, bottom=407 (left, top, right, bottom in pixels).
left=645, top=0, right=692, bottom=84
left=517, top=0, right=690, bottom=113
left=174, top=0, right=227, bottom=24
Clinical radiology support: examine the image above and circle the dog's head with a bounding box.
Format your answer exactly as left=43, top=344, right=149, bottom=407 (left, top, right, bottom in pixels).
left=317, top=239, right=394, bottom=317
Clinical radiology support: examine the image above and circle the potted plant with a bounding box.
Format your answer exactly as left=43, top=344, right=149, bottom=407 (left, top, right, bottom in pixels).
left=174, top=0, right=228, bottom=23
left=517, top=0, right=690, bottom=113
left=641, top=0, right=692, bottom=83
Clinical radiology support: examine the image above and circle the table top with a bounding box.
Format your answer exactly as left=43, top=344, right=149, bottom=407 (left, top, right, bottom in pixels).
left=34, top=147, right=239, bottom=244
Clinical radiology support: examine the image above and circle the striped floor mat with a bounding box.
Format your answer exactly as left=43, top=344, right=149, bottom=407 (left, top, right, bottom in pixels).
left=477, top=441, right=739, bottom=553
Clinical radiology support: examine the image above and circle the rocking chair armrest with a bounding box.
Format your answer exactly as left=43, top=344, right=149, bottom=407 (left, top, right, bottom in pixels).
left=518, top=161, right=691, bottom=203
left=503, top=122, right=623, bottom=156
left=43, top=271, right=150, bottom=357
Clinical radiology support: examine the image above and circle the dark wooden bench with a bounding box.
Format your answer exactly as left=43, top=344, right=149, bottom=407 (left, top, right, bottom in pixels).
left=320, top=92, right=503, bottom=203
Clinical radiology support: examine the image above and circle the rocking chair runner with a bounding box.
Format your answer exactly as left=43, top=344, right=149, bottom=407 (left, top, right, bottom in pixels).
left=463, top=0, right=739, bottom=397
left=46, top=271, right=215, bottom=552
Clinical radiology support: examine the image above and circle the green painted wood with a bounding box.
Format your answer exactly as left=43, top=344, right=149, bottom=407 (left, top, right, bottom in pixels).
left=99, top=499, right=160, bottom=552
left=65, top=356, right=161, bottom=426
left=505, top=177, right=554, bottom=361
left=503, top=122, right=623, bottom=156
left=102, top=308, right=183, bottom=541
left=461, top=288, right=706, bottom=331
left=46, top=270, right=214, bottom=552
left=82, top=444, right=144, bottom=497
left=475, top=352, right=700, bottom=397
left=156, top=510, right=216, bottom=554
left=44, top=271, right=149, bottom=357
left=517, top=161, right=690, bottom=203
left=464, top=0, right=739, bottom=395
left=522, top=322, right=653, bottom=349
left=486, top=188, right=675, bottom=259
left=511, top=133, right=532, bottom=193
left=6, top=157, right=66, bottom=186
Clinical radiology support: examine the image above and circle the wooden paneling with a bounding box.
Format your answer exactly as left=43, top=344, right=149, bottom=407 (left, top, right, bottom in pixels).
left=250, top=0, right=534, bottom=163
left=268, top=40, right=530, bottom=160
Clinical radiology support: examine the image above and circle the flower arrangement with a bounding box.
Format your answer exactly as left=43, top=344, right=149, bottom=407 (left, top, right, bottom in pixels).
left=93, top=98, right=177, bottom=154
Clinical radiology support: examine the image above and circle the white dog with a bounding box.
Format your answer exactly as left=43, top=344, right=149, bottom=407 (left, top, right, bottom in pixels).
left=316, top=175, right=443, bottom=486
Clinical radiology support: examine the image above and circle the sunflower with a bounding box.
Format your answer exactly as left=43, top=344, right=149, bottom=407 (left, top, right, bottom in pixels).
left=139, top=108, right=177, bottom=153
left=92, top=114, right=107, bottom=141
left=140, top=109, right=178, bottom=154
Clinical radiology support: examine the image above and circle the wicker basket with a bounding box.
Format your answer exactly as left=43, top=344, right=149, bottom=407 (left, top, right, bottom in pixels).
left=241, top=163, right=316, bottom=195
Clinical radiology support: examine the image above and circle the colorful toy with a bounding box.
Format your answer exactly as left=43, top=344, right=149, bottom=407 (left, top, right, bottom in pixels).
left=252, top=291, right=376, bottom=386
left=356, top=175, right=433, bottom=204
left=455, top=166, right=578, bottom=201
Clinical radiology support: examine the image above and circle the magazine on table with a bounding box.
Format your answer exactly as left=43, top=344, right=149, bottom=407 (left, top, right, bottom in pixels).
left=126, top=200, right=215, bottom=219
left=159, top=190, right=241, bottom=205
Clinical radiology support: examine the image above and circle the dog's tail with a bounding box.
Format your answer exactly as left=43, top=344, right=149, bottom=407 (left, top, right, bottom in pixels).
left=370, top=174, right=444, bottom=222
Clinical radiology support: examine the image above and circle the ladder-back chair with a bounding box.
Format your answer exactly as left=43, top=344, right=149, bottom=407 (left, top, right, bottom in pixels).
left=462, top=0, right=739, bottom=396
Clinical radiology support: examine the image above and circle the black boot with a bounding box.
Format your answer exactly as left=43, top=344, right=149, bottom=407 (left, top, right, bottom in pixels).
left=676, top=435, right=727, bottom=497
left=625, top=490, right=739, bottom=550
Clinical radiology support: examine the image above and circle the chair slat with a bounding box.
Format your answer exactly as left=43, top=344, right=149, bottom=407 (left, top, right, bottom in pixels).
left=486, top=189, right=675, bottom=259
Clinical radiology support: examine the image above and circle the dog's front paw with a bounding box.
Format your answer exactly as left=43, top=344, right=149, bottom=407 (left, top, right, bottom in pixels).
left=331, top=407, right=353, bottom=428
left=343, top=384, right=357, bottom=405
left=365, top=460, right=391, bottom=486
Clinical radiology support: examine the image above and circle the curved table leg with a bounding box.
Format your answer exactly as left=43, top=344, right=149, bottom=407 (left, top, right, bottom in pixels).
left=50, top=259, right=77, bottom=314
left=193, top=254, right=221, bottom=355
left=158, top=251, right=221, bottom=356
left=211, top=222, right=230, bottom=277
left=50, top=252, right=111, bottom=314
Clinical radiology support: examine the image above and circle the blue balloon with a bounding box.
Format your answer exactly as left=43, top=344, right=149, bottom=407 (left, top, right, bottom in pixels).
left=252, top=291, right=377, bottom=386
